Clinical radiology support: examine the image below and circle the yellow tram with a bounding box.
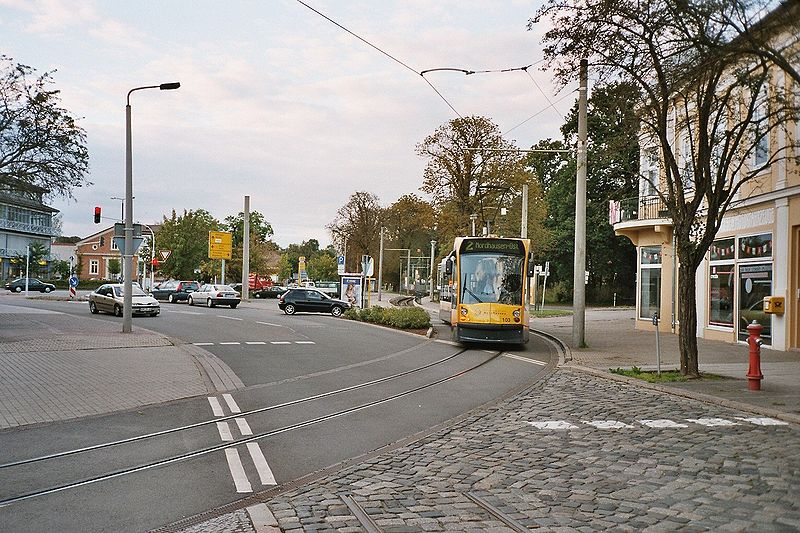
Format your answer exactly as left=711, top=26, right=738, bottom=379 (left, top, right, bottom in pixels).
left=438, top=236, right=533, bottom=345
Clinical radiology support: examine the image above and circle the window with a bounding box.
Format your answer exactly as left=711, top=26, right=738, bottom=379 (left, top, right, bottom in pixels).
left=639, top=246, right=661, bottom=320
left=709, top=264, right=734, bottom=328
left=753, top=90, right=769, bottom=167
left=738, top=233, right=772, bottom=260
left=111, top=238, right=118, bottom=251
left=89, top=260, right=99, bottom=275
left=681, top=134, right=693, bottom=189
left=738, top=264, right=772, bottom=345
left=642, top=148, right=658, bottom=197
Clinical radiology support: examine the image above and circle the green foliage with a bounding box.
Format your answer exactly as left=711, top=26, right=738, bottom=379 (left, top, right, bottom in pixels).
left=52, top=259, right=71, bottom=279
left=307, top=253, right=337, bottom=281
left=547, top=280, right=573, bottom=304
left=223, top=211, right=274, bottom=247
left=107, top=258, right=121, bottom=276
left=344, top=306, right=431, bottom=330
left=155, top=209, right=221, bottom=280
left=610, top=367, right=687, bottom=383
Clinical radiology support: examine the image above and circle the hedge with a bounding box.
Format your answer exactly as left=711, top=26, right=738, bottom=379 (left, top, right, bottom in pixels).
left=343, top=306, right=431, bottom=330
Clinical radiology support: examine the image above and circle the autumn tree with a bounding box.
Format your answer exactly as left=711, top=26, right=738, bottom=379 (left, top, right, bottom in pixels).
left=532, top=0, right=800, bottom=375
left=0, top=56, right=89, bottom=198
left=327, top=191, right=384, bottom=272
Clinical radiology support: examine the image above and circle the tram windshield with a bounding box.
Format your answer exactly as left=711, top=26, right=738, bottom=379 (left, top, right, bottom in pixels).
left=460, top=253, right=524, bottom=305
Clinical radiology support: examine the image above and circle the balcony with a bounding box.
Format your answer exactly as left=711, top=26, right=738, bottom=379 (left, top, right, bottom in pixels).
left=0, top=218, right=58, bottom=237
left=611, top=195, right=673, bottom=239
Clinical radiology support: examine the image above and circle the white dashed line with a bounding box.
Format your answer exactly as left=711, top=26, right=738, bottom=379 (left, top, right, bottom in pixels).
left=686, top=417, right=739, bottom=427
left=246, top=341, right=266, bottom=345
left=735, top=417, right=789, bottom=426
left=223, top=393, right=241, bottom=413
left=639, top=419, right=690, bottom=428
left=216, top=421, right=234, bottom=441
left=208, top=397, right=224, bottom=417
left=503, top=353, right=547, bottom=365
left=270, top=341, right=291, bottom=345
left=219, top=342, right=241, bottom=345
left=257, top=321, right=284, bottom=327
left=194, top=342, right=214, bottom=346
left=295, top=341, right=315, bottom=345
left=247, top=443, right=277, bottom=485
left=527, top=420, right=578, bottom=430
left=583, top=420, right=634, bottom=429
left=217, top=315, right=243, bottom=321
left=235, top=418, right=253, bottom=435
left=225, top=449, right=252, bottom=493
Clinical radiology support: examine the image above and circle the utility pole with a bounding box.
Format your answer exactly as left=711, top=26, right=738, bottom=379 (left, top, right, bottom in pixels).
left=378, top=227, right=384, bottom=301
left=521, top=184, right=528, bottom=238
left=470, top=214, right=478, bottom=237
left=573, top=58, right=588, bottom=347
left=241, top=195, right=250, bottom=300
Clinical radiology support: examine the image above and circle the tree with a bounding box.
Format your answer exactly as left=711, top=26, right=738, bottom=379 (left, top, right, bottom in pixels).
left=107, top=258, right=121, bottom=279
left=0, top=56, right=89, bottom=198
left=223, top=211, right=274, bottom=247
left=13, top=242, right=48, bottom=277
left=533, top=0, right=800, bottom=375
left=221, top=210, right=279, bottom=281
left=327, top=191, right=384, bottom=272
left=155, top=209, right=221, bottom=280
left=307, top=254, right=337, bottom=281
left=52, top=259, right=70, bottom=279
left=278, top=239, right=327, bottom=282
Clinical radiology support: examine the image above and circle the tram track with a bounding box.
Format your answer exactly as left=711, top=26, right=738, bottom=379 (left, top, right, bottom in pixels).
left=0, top=347, right=503, bottom=508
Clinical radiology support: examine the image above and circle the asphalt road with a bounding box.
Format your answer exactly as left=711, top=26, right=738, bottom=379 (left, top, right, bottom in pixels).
left=0, top=295, right=557, bottom=532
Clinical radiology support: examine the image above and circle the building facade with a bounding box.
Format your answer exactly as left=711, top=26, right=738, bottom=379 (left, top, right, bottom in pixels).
left=75, top=226, right=139, bottom=281
left=0, top=178, right=59, bottom=280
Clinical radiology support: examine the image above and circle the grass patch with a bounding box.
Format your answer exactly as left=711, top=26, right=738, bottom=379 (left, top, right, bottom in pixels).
left=344, top=306, right=431, bottom=330
left=610, top=366, right=687, bottom=383
left=531, top=309, right=573, bottom=318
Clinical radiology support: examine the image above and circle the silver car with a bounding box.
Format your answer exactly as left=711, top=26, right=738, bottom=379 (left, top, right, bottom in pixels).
left=188, top=284, right=240, bottom=308
left=88, top=284, right=160, bottom=317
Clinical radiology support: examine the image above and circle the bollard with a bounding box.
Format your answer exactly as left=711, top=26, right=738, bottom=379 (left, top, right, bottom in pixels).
left=746, top=320, right=764, bottom=391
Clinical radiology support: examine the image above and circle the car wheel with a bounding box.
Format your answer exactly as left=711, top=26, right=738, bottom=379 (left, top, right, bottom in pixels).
left=284, top=303, right=296, bottom=315
left=254, top=292, right=261, bottom=298
left=89, top=301, right=99, bottom=314
left=14, top=286, right=22, bottom=293
left=207, top=298, right=214, bottom=308
left=230, top=303, right=238, bottom=309
left=330, top=305, right=343, bottom=317
left=188, top=297, right=194, bottom=306
left=168, top=294, right=175, bottom=303
left=114, top=305, right=122, bottom=317
left=44, top=286, right=52, bottom=293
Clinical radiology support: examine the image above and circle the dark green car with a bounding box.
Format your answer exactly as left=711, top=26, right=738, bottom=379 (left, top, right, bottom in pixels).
left=4, top=278, right=56, bottom=293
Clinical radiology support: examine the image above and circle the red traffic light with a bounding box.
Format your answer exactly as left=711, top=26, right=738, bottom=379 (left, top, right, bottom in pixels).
left=94, top=206, right=101, bottom=224
left=151, top=258, right=159, bottom=267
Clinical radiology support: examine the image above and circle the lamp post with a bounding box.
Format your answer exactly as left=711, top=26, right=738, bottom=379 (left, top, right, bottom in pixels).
left=123, top=82, right=180, bottom=333
left=138, top=222, right=156, bottom=291
left=429, top=240, right=436, bottom=301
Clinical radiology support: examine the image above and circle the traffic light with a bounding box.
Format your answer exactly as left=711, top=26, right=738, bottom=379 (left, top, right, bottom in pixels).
left=94, top=206, right=101, bottom=223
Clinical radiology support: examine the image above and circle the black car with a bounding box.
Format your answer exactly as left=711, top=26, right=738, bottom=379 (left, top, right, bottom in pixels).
left=253, top=285, right=288, bottom=299
left=4, top=278, right=56, bottom=293
left=150, top=280, right=199, bottom=303
left=278, top=288, right=350, bottom=317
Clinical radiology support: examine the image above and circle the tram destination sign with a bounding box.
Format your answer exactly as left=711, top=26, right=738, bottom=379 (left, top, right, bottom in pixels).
left=462, top=239, right=524, bottom=254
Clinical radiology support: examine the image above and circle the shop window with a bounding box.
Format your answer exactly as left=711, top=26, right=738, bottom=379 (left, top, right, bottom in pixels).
left=709, top=264, right=734, bottom=327
left=738, top=233, right=772, bottom=260
left=639, top=246, right=662, bottom=320
left=710, top=237, right=735, bottom=261
left=738, top=263, right=772, bottom=345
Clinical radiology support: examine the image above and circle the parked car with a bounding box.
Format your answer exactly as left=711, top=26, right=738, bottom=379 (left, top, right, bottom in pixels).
left=188, top=284, right=241, bottom=308
left=150, top=280, right=199, bottom=303
left=253, top=285, right=288, bottom=299
left=88, top=284, right=160, bottom=317
left=4, top=278, right=56, bottom=293
left=278, top=288, right=350, bottom=317
left=229, top=283, right=243, bottom=293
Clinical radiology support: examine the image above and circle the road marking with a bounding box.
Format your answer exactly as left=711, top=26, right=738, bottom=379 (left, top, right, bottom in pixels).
left=246, top=443, right=277, bottom=485
left=270, top=341, right=291, bottom=345
left=194, top=342, right=214, bottom=346
left=219, top=342, right=241, bottom=345
left=225, top=449, right=253, bottom=493
left=208, top=397, right=224, bottom=416
left=639, top=419, right=689, bottom=428
left=295, top=341, right=315, bottom=345
left=235, top=418, right=253, bottom=435
left=223, top=393, right=241, bottom=413
left=257, top=321, right=284, bottom=327
left=503, top=353, right=546, bottom=365
left=246, top=341, right=266, bottom=345
left=735, top=416, right=789, bottom=426
left=686, top=417, right=739, bottom=427
left=218, top=315, right=243, bottom=321
left=583, top=420, right=634, bottom=429
left=216, top=421, right=234, bottom=441
left=528, top=420, right=578, bottom=430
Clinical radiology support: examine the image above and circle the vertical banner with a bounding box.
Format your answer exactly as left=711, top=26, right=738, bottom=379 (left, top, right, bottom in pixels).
left=340, top=276, right=363, bottom=308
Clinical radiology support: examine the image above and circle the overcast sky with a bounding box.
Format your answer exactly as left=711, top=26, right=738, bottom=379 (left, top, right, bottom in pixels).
left=1, top=0, right=576, bottom=247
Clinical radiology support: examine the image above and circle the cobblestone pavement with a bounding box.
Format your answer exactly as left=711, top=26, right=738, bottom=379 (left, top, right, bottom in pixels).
left=180, top=368, right=799, bottom=532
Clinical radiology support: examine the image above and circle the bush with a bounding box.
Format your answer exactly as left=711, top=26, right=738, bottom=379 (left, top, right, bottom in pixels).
left=344, top=306, right=431, bottom=330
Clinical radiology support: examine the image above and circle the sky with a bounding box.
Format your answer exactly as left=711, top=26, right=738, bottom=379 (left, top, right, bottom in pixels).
left=1, top=0, right=576, bottom=248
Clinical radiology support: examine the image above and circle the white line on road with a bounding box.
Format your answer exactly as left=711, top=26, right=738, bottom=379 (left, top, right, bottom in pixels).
left=194, top=342, right=214, bottom=346
left=216, top=421, right=234, bottom=441
left=219, top=342, right=241, bottom=345
left=245, top=341, right=266, bottom=345
left=223, top=393, right=241, bottom=413
left=218, top=315, right=243, bottom=321
left=225, top=449, right=253, bottom=493
left=735, top=416, right=789, bottom=426
left=246, top=443, right=277, bottom=485
left=235, top=418, right=253, bottom=435
left=503, top=353, right=547, bottom=365
left=270, top=341, right=291, bottom=345
left=295, top=341, right=315, bottom=345
left=208, top=397, right=224, bottom=416
left=257, top=321, right=285, bottom=327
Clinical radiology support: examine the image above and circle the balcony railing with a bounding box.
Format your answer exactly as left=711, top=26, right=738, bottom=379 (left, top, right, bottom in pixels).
left=611, top=195, right=671, bottom=224
left=0, top=248, right=56, bottom=261
left=0, top=218, right=58, bottom=237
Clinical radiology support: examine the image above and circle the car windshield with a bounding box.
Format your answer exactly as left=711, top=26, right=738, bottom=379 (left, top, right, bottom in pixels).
left=113, top=286, right=148, bottom=297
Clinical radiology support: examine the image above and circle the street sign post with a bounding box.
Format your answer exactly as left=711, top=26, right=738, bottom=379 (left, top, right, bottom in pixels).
left=159, top=250, right=172, bottom=262
left=337, top=255, right=345, bottom=275
left=68, top=275, right=79, bottom=299
left=208, top=231, right=232, bottom=260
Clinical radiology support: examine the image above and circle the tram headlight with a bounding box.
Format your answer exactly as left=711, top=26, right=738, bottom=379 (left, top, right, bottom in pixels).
left=513, top=309, right=521, bottom=319
left=460, top=307, right=468, bottom=317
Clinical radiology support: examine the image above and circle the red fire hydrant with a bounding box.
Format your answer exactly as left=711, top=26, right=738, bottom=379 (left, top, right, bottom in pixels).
left=746, top=321, right=764, bottom=391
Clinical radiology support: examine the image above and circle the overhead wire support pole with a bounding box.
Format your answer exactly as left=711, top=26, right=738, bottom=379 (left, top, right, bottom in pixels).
left=572, top=59, right=588, bottom=348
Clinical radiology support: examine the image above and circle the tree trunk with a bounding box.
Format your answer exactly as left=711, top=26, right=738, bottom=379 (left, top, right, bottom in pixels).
left=677, top=261, right=700, bottom=377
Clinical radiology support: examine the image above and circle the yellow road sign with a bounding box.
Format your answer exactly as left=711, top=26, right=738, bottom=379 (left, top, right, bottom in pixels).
left=208, top=231, right=232, bottom=260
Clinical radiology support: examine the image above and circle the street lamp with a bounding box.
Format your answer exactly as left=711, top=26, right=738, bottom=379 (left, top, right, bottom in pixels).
left=429, top=240, right=436, bottom=301
left=138, top=221, right=156, bottom=292
left=123, top=82, right=180, bottom=333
